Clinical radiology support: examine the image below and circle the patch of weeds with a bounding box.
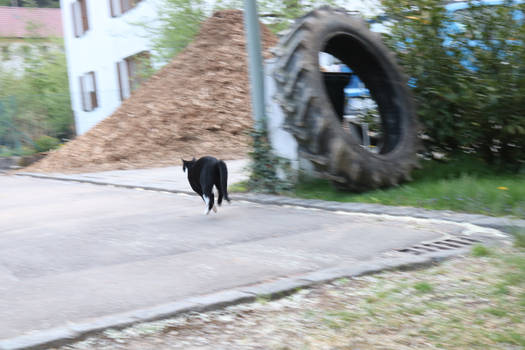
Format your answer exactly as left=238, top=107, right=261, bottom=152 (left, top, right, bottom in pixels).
left=418, top=328, right=440, bottom=340
left=322, top=317, right=343, bottom=330
left=477, top=274, right=487, bottom=282
left=292, top=287, right=303, bottom=295
left=482, top=307, right=508, bottom=317
left=504, top=272, right=524, bottom=286
left=374, top=289, right=394, bottom=300
left=449, top=316, right=462, bottom=324
left=365, top=296, right=378, bottom=304
left=363, top=305, right=378, bottom=317
left=229, top=181, right=248, bottom=193
left=326, top=311, right=361, bottom=323
left=255, top=294, right=271, bottom=304
left=473, top=318, right=486, bottom=326
left=424, top=301, right=447, bottom=311
left=520, top=292, right=525, bottom=307
left=303, top=310, right=316, bottom=319
left=387, top=286, right=404, bottom=295
left=492, top=282, right=510, bottom=295
left=490, top=330, right=525, bottom=346
left=413, top=281, right=434, bottom=293
left=500, top=255, right=525, bottom=287
left=334, top=277, right=350, bottom=286
left=511, top=228, right=525, bottom=248
left=471, top=244, right=491, bottom=257
left=405, top=306, right=425, bottom=315
left=431, top=267, right=448, bottom=275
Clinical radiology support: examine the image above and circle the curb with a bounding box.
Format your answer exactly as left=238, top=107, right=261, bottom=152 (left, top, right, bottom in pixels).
left=0, top=247, right=471, bottom=350
left=15, top=172, right=525, bottom=232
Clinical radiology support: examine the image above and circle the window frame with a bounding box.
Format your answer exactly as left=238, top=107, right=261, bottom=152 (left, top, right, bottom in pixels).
left=116, top=51, right=151, bottom=101
left=71, top=0, right=89, bottom=37
left=109, top=0, right=143, bottom=17
left=79, top=71, right=98, bottom=112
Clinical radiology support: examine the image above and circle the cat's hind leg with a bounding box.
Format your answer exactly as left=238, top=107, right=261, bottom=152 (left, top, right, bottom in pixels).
left=202, top=188, right=215, bottom=215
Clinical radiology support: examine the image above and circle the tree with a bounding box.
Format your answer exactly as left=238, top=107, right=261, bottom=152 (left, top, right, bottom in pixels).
left=146, top=0, right=207, bottom=65
left=257, top=0, right=338, bottom=32
left=0, top=41, right=74, bottom=152
left=382, top=0, right=525, bottom=168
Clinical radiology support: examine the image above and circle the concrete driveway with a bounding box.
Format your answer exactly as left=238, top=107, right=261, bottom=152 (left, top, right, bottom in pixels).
left=0, top=174, right=482, bottom=343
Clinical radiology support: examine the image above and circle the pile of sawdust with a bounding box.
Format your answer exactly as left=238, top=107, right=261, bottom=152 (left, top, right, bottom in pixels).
left=25, top=10, right=277, bottom=173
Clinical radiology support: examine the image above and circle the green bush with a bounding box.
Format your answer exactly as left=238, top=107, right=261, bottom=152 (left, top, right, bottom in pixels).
left=382, top=0, right=525, bottom=169
left=34, top=135, right=60, bottom=153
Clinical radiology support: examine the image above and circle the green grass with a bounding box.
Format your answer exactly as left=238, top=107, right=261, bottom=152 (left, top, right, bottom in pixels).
left=229, top=180, right=248, bottom=193
left=511, top=228, right=525, bottom=248
left=293, top=156, right=525, bottom=218
left=472, top=245, right=491, bottom=257
left=490, top=330, right=525, bottom=346
left=413, top=281, right=434, bottom=293
left=482, top=307, right=508, bottom=317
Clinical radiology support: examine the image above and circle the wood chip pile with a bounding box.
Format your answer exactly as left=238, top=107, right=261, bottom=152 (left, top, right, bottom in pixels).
left=25, top=10, right=277, bottom=173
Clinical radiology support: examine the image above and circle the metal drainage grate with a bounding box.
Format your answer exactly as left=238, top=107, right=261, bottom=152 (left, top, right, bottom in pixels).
left=397, top=236, right=481, bottom=255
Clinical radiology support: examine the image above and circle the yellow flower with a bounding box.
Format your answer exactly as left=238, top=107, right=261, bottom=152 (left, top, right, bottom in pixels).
left=497, top=186, right=509, bottom=190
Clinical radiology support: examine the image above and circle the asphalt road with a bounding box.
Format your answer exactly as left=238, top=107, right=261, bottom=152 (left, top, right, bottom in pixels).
left=0, top=175, right=462, bottom=340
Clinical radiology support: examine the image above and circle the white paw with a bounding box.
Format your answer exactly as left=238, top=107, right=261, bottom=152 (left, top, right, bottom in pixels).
left=212, top=205, right=217, bottom=213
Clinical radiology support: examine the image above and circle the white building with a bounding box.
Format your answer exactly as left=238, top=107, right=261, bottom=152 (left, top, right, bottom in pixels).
left=59, top=0, right=160, bottom=134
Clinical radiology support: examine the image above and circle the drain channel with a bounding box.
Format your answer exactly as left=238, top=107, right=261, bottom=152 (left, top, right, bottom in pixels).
left=397, top=236, right=481, bottom=255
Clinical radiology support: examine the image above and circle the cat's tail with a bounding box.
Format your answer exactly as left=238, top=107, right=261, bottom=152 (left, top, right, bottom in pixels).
left=218, top=160, right=230, bottom=204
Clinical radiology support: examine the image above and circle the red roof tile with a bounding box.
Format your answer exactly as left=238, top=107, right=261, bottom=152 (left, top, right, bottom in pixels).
left=0, top=6, right=62, bottom=38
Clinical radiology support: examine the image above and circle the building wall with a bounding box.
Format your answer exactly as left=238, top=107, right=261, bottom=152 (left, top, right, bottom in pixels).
left=60, top=0, right=160, bottom=135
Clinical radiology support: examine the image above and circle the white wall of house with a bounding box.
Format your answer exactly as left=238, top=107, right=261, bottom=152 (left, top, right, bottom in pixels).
left=60, top=0, right=161, bottom=135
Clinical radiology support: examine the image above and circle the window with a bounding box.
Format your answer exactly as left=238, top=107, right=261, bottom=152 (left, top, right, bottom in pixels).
left=109, top=0, right=143, bottom=17
left=116, top=51, right=151, bottom=101
left=79, top=71, right=98, bottom=111
left=72, top=0, right=89, bottom=37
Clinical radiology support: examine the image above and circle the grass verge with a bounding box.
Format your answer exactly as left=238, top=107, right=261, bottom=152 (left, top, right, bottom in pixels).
left=292, top=156, right=525, bottom=218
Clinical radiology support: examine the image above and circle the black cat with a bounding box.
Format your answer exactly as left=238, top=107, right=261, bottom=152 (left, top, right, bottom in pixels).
left=182, top=156, right=230, bottom=214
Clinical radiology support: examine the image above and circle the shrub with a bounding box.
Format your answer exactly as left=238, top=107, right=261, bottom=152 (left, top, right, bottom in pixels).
left=382, top=0, right=525, bottom=169
left=248, top=126, right=293, bottom=193
left=34, top=135, right=60, bottom=153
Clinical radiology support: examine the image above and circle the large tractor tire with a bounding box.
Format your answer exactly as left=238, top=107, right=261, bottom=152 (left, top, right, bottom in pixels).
left=272, top=6, right=420, bottom=191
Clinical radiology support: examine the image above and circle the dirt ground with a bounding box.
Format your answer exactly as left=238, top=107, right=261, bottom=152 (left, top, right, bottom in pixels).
left=25, top=10, right=277, bottom=174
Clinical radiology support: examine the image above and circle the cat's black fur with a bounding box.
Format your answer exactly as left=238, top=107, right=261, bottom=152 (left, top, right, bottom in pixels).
left=182, top=156, right=230, bottom=214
